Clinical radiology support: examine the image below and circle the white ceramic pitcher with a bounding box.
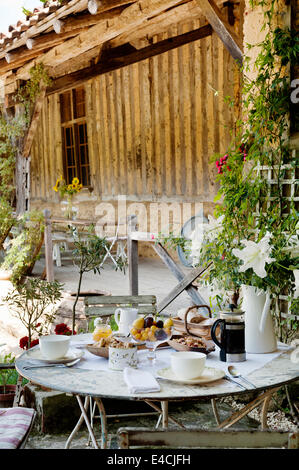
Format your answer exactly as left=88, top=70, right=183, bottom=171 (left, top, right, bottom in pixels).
left=241, top=285, right=277, bottom=353
left=114, top=308, right=138, bottom=336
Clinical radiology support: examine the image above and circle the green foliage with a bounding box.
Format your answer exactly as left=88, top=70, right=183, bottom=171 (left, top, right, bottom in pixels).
left=198, top=5, right=299, bottom=299
left=16, top=63, right=52, bottom=124
left=0, top=353, right=16, bottom=394
left=3, top=278, right=64, bottom=348
left=1, top=210, right=45, bottom=284
left=0, top=198, right=15, bottom=248
left=0, top=63, right=52, bottom=207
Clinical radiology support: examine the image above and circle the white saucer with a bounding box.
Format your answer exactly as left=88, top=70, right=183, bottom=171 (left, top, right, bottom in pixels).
left=156, top=367, right=225, bottom=385
left=26, top=347, right=84, bottom=364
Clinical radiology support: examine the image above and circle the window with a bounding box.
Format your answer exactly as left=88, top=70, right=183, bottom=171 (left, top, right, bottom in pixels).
left=60, top=87, right=90, bottom=186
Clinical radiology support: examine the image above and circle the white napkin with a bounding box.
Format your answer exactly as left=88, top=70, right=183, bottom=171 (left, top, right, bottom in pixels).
left=124, top=367, right=161, bottom=394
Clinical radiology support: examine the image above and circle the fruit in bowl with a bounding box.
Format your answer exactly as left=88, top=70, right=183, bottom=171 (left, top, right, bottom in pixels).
left=130, top=316, right=173, bottom=343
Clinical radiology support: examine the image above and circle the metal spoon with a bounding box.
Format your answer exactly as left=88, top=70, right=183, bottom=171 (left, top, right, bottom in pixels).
left=23, top=358, right=81, bottom=370
left=223, top=375, right=247, bottom=390
left=228, top=365, right=257, bottom=389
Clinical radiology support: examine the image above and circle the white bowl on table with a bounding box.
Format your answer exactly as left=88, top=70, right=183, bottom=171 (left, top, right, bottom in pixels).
left=39, top=335, right=71, bottom=360
left=171, top=351, right=206, bottom=380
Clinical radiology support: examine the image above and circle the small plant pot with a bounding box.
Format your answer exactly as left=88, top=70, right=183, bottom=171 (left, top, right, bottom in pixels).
left=0, top=385, right=16, bottom=408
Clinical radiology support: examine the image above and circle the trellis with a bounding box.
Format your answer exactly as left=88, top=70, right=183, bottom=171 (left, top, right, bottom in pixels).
left=254, top=149, right=299, bottom=341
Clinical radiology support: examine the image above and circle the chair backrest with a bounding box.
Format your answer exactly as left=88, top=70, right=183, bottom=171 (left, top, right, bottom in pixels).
left=117, top=428, right=299, bottom=449
left=84, top=295, right=157, bottom=330
left=0, top=364, right=36, bottom=449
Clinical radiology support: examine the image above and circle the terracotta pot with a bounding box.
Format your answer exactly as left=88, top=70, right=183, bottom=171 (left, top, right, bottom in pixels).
left=0, top=385, right=16, bottom=408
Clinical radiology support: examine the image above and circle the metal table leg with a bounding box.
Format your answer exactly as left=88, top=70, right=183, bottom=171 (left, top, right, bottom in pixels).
left=215, top=387, right=281, bottom=430
left=65, top=395, right=108, bottom=449
left=144, top=400, right=185, bottom=429
left=65, top=396, right=90, bottom=449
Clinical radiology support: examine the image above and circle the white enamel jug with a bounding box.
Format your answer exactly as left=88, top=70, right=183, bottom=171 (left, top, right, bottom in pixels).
left=241, top=285, right=277, bottom=354
left=114, top=308, right=138, bottom=336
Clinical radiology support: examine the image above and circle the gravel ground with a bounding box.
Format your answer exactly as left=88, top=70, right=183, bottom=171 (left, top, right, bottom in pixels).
left=223, top=396, right=298, bottom=432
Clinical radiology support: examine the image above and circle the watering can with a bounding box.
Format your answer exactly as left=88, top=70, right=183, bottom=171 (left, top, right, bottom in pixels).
left=241, top=285, right=277, bottom=353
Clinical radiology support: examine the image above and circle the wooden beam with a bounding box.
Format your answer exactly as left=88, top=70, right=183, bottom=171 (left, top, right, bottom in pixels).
left=47, top=24, right=213, bottom=94
left=49, top=44, right=104, bottom=78
left=0, top=27, right=93, bottom=77
left=195, top=0, right=242, bottom=64
left=22, top=85, right=47, bottom=158
left=110, top=0, right=207, bottom=48
left=88, top=0, right=103, bottom=14
left=14, top=0, right=185, bottom=80
left=0, top=0, right=136, bottom=56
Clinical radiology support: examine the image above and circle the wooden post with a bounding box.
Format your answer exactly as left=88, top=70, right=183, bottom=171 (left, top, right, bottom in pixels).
left=44, top=209, right=54, bottom=282
left=127, top=215, right=138, bottom=295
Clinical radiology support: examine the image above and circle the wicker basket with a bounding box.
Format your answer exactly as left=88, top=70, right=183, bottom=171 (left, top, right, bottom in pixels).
left=172, top=305, right=218, bottom=340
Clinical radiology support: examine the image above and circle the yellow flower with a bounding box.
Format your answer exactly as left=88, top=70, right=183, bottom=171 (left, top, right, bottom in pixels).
left=78, top=184, right=83, bottom=191
left=72, top=177, right=79, bottom=185
left=67, top=184, right=73, bottom=191
left=53, top=186, right=58, bottom=192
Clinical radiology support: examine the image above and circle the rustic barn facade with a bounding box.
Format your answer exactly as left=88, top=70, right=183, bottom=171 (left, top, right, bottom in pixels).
left=0, top=0, right=297, bottom=236
left=0, top=0, right=245, bottom=237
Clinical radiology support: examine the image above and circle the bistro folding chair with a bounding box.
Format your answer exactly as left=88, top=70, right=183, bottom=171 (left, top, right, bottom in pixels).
left=117, top=427, right=299, bottom=449
left=97, top=218, right=127, bottom=269
left=0, top=362, right=36, bottom=449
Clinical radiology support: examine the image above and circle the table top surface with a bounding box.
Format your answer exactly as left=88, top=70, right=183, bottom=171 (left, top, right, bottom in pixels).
left=15, top=336, right=299, bottom=402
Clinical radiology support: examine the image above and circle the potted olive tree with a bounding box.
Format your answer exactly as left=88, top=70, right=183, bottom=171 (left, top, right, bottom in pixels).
left=3, top=277, right=64, bottom=349
left=0, top=353, right=18, bottom=408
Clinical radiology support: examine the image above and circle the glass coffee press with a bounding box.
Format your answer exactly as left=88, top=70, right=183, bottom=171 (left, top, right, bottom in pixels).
left=211, top=305, right=246, bottom=362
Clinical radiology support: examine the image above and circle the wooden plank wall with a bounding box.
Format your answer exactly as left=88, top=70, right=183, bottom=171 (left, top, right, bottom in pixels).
left=30, top=20, right=239, bottom=207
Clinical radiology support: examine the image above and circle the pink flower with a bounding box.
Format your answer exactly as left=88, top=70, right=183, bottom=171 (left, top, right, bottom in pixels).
left=221, top=253, right=225, bottom=260
left=150, top=234, right=155, bottom=240
left=217, top=168, right=223, bottom=174
left=216, top=160, right=220, bottom=167
left=226, top=166, right=231, bottom=171
left=223, top=154, right=228, bottom=160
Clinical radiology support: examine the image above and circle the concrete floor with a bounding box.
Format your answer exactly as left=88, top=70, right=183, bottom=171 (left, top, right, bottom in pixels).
left=34, top=252, right=205, bottom=316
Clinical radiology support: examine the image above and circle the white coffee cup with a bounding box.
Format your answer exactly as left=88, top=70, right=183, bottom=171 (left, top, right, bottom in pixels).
left=39, top=335, right=71, bottom=360
left=114, top=308, right=138, bottom=335
left=171, top=351, right=206, bottom=380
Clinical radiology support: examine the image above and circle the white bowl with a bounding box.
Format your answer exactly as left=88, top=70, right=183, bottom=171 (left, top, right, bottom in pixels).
left=39, top=335, right=71, bottom=360
left=171, top=351, right=206, bottom=380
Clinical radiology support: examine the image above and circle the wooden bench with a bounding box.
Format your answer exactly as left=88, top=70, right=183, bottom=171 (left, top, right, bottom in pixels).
left=117, top=427, right=299, bottom=449
left=84, top=294, right=158, bottom=331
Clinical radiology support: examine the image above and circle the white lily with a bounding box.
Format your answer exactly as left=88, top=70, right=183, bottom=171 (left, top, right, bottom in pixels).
left=232, top=232, right=276, bottom=278
left=293, top=270, right=299, bottom=299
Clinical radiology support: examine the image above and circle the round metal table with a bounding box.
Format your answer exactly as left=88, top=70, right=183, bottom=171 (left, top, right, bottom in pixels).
left=16, top=343, right=299, bottom=449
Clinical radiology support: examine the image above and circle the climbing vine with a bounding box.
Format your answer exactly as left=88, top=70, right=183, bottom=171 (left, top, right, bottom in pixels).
left=197, top=0, right=299, bottom=342
left=0, top=63, right=52, bottom=205
left=0, top=64, right=51, bottom=284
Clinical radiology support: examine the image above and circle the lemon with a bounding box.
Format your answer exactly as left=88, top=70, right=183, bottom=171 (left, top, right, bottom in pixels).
left=164, top=318, right=173, bottom=328
left=133, top=317, right=145, bottom=329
